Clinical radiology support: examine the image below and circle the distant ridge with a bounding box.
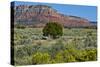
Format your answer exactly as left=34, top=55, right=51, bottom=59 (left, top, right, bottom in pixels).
left=13, top=5, right=96, bottom=28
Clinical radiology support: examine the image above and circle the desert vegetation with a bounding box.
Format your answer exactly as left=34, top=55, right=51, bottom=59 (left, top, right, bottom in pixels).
left=13, top=25, right=97, bottom=65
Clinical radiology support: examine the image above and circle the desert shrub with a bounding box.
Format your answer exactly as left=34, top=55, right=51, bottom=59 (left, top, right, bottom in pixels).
left=63, top=48, right=77, bottom=62
left=43, top=22, right=63, bottom=39
left=22, top=45, right=34, bottom=56
left=54, top=51, right=64, bottom=63
left=14, top=47, right=26, bottom=58
left=49, top=59, right=56, bottom=64
left=15, top=24, right=26, bottom=29
left=72, top=48, right=97, bottom=61
left=47, top=40, right=65, bottom=57
left=16, top=39, right=32, bottom=45
left=32, top=52, right=51, bottom=64
left=14, top=45, right=34, bottom=58
left=85, top=48, right=97, bottom=61
left=15, top=56, right=32, bottom=65
left=84, top=35, right=97, bottom=48
left=31, top=35, right=41, bottom=40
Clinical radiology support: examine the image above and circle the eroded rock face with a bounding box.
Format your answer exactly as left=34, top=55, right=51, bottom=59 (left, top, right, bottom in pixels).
left=14, top=5, right=95, bottom=28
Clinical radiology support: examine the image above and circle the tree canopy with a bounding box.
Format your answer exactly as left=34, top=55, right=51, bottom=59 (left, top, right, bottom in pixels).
left=43, top=22, right=63, bottom=39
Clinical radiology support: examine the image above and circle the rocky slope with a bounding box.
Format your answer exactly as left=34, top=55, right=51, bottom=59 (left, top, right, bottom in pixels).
left=14, top=5, right=95, bottom=28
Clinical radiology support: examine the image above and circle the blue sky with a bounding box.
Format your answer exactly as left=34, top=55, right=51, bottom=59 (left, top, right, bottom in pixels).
left=14, top=1, right=97, bottom=21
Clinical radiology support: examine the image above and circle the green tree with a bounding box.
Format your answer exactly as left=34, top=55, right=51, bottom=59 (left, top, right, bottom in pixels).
left=43, top=22, right=63, bottom=39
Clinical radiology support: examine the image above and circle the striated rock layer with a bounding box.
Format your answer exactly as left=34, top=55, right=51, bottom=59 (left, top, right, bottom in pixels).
left=14, top=5, right=96, bottom=28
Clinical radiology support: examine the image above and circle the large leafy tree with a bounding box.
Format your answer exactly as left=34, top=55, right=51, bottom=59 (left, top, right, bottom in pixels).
left=43, top=22, right=63, bottom=39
